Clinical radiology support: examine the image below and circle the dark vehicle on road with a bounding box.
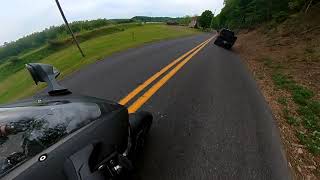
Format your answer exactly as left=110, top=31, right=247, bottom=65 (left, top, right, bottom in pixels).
left=0, top=63, right=152, bottom=180
left=214, top=29, right=237, bottom=49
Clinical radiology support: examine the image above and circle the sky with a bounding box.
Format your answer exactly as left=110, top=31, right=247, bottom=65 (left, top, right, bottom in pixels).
left=0, top=0, right=224, bottom=45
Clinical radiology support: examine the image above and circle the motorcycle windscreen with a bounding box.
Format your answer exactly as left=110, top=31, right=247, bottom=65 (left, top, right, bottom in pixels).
left=0, top=102, right=101, bottom=177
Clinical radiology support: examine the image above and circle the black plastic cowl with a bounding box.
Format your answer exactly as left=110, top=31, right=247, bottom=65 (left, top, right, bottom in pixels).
left=25, top=63, right=71, bottom=96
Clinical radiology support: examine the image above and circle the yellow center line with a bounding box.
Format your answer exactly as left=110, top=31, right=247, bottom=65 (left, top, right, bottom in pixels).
left=119, top=38, right=211, bottom=106
left=128, top=36, right=215, bottom=113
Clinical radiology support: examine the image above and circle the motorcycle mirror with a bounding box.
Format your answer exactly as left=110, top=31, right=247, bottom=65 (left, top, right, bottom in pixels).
left=25, top=63, right=71, bottom=96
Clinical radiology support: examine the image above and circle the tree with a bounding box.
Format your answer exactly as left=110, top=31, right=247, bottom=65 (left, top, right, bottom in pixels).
left=178, top=16, right=192, bottom=26
left=198, top=10, right=214, bottom=29
left=213, top=0, right=311, bottom=29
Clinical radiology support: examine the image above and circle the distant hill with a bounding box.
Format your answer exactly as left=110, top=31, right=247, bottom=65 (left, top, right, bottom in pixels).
left=131, top=16, right=182, bottom=22
left=110, top=16, right=183, bottom=23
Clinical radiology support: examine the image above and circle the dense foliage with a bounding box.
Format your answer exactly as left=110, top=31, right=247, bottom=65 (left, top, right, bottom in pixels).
left=211, top=0, right=319, bottom=29
left=0, top=19, right=112, bottom=62
left=198, top=10, right=214, bottom=29
left=131, top=16, right=193, bottom=25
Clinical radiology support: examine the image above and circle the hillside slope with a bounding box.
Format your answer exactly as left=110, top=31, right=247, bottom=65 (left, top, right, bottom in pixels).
left=235, top=6, right=320, bottom=179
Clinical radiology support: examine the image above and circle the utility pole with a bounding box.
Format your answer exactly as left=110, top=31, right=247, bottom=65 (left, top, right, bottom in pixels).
left=55, top=0, right=85, bottom=57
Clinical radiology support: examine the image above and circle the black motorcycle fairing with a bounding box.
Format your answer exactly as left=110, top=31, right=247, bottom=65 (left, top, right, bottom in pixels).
left=0, top=102, right=102, bottom=177
left=0, top=94, right=128, bottom=179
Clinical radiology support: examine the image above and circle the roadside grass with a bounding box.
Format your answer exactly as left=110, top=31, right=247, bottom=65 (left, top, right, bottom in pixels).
left=0, top=24, right=200, bottom=104
left=273, top=73, right=314, bottom=106
left=265, top=58, right=320, bottom=154
left=282, top=107, right=300, bottom=126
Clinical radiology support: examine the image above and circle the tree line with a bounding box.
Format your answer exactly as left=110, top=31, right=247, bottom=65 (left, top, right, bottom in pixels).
left=131, top=16, right=192, bottom=25
left=197, top=0, right=319, bottom=29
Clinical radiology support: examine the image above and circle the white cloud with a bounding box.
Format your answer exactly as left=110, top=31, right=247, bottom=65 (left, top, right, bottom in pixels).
left=0, top=0, right=224, bottom=44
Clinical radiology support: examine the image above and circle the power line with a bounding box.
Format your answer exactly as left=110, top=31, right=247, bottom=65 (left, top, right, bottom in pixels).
left=55, top=0, right=85, bottom=57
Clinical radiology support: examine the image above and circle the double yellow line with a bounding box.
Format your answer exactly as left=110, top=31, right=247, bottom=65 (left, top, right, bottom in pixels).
left=119, top=36, right=215, bottom=113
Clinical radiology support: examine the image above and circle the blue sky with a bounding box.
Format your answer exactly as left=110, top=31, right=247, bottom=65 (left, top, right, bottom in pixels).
left=0, top=0, right=224, bottom=45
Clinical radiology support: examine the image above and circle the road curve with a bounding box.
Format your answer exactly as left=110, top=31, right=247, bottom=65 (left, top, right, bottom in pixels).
left=60, top=33, right=291, bottom=180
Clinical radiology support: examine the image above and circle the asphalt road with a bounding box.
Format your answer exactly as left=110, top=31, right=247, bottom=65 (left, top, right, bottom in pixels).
left=60, top=33, right=291, bottom=180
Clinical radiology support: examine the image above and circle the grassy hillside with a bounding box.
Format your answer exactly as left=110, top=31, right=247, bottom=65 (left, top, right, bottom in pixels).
left=0, top=19, right=113, bottom=61
left=235, top=5, right=320, bottom=179
left=0, top=23, right=142, bottom=83
left=0, top=24, right=199, bottom=103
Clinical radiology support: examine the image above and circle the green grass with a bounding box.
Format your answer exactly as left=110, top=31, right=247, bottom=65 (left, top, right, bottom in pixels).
left=19, top=46, right=48, bottom=59
left=0, top=23, right=143, bottom=83
left=287, top=116, right=300, bottom=126
left=272, top=73, right=294, bottom=89
left=278, top=79, right=319, bottom=153
left=0, top=24, right=199, bottom=104
left=265, top=59, right=320, bottom=154
left=272, top=73, right=314, bottom=105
